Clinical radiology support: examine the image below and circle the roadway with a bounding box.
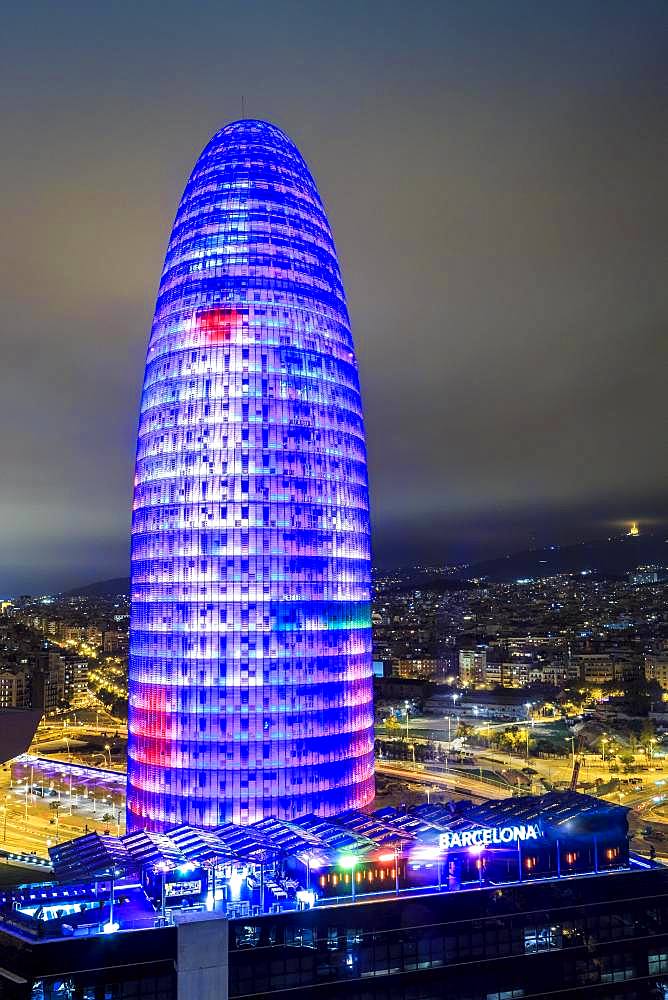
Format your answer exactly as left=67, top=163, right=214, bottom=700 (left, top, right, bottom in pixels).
left=401, top=716, right=666, bottom=789
left=0, top=756, right=126, bottom=858
left=5, top=712, right=668, bottom=862
left=376, top=760, right=513, bottom=800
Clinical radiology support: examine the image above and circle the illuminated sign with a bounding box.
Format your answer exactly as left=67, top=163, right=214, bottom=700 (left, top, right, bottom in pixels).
left=165, top=879, right=203, bottom=898
left=439, top=824, right=542, bottom=851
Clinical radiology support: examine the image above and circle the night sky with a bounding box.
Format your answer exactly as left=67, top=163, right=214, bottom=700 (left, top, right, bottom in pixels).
left=1, top=1, right=666, bottom=594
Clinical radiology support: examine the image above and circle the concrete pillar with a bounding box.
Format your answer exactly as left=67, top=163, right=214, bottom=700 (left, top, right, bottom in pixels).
left=175, top=910, right=228, bottom=1000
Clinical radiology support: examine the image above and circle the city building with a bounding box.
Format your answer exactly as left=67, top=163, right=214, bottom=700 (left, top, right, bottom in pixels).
left=458, top=653, right=571, bottom=691
left=392, top=657, right=445, bottom=680
left=425, top=688, right=533, bottom=722
left=629, top=564, right=662, bottom=585
left=646, top=654, right=668, bottom=690
left=459, top=648, right=486, bottom=686
left=102, top=628, right=128, bottom=656
left=128, top=119, right=374, bottom=832
left=41, top=650, right=64, bottom=713
left=2, top=793, right=666, bottom=998
left=481, top=659, right=505, bottom=686
left=571, top=653, right=619, bottom=685
left=536, top=662, right=572, bottom=687
left=0, top=668, right=29, bottom=709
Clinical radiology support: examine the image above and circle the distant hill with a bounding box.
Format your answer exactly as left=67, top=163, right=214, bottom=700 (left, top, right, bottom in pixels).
left=63, top=576, right=130, bottom=598
left=460, top=533, right=668, bottom=583
left=63, top=532, right=667, bottom=596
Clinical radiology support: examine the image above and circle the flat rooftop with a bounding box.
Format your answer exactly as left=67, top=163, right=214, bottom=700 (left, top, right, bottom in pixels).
left=49, top=790, right=627, bottom=878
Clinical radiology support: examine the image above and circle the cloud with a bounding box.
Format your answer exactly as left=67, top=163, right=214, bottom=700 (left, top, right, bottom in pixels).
left=0, top=1, right=666, bottom=590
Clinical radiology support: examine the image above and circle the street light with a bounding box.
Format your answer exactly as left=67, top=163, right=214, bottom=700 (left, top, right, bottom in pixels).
left=104, top=866, right=122, bottom=934
left=448, top=693, right=460, bottom=743
left=404, top=701, right=410, bottom=741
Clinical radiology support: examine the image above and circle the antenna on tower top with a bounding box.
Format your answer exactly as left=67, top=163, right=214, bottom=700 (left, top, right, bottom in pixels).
left=241, top=95, right=246, bottom=119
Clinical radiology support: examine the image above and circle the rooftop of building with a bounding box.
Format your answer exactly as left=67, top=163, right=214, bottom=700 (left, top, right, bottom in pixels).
left=46, top=791, right=626, bottom=880
left=0, top=791, right=655, bottom=947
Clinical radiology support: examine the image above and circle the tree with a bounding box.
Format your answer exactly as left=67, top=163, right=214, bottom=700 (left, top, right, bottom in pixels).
left=639, top=721, right=657, bottom=759
left=497, top=729, right=523, bottom=755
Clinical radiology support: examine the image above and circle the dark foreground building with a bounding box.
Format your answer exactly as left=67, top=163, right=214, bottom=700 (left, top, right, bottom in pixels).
left=2, top=793, right=668, bottom=999
left=0, top=708, right=42, bottom=764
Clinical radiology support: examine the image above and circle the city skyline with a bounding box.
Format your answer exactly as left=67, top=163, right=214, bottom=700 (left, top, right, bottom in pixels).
left=1, top=1, right=667, bottom=595
left=0, top=7, right=667, bottom=997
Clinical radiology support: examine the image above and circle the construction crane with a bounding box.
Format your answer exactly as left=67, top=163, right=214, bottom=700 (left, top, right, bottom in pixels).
left=569, top=757, right=581, bottom=791
left=569, top=736, right=585, bottom=791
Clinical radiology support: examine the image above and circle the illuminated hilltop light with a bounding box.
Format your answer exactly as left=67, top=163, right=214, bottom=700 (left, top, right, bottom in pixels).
left=628, top=521, right=640, bottom=536
left=127, top=119, right=374, bottom=832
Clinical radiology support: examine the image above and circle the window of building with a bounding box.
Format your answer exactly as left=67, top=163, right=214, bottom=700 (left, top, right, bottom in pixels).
left=600, top=951, right=635, bottom=983
left=524, top=924, right=563, bottom=953
left=285, top=926, right=316, bottom=949
left=235, top=923, right=261, bottom=948
left=486, top=991, right=525, bottom=1000
left=649, top=951, right=668, bottom=975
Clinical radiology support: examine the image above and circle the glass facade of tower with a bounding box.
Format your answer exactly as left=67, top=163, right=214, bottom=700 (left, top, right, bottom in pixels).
left=127, top=120, right=374, bottom=831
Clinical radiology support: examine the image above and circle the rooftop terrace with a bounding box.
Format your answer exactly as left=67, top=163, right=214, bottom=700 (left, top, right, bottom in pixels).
left=0, top=791, right=651, bottom=945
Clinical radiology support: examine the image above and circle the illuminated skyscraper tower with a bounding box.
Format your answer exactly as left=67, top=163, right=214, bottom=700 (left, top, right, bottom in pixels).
left=127, top=120, right=374, bottom=831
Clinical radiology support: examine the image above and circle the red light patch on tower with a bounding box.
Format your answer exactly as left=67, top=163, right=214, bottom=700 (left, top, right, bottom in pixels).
left=196, top=306, right=241, bottom=343
left=137, top=688, right=172, bottom=766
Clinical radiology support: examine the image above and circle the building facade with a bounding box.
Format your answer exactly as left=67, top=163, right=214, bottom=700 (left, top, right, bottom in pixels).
left=459, top=649, right=487, bottom=686
left=127, top=119, right=374, bottom=831
left=0, top=669, right=29, bottom=709
left=425, top=689, right=532, bottom=722
left=8, top=792, right=668, bottom=1000
left=11, top=870, right=668, bottom=1000
left=646, top=654, right=668, bottom=690
left=392, top=657, right=445, bottom=680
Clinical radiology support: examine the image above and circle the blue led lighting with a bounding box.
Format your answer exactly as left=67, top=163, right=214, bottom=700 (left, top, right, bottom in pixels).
left=127, top=120, right=374, bottom=831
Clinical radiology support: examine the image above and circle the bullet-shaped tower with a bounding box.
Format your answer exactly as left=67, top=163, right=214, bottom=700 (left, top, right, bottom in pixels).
left=127, top=120, right=374, bottom=831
